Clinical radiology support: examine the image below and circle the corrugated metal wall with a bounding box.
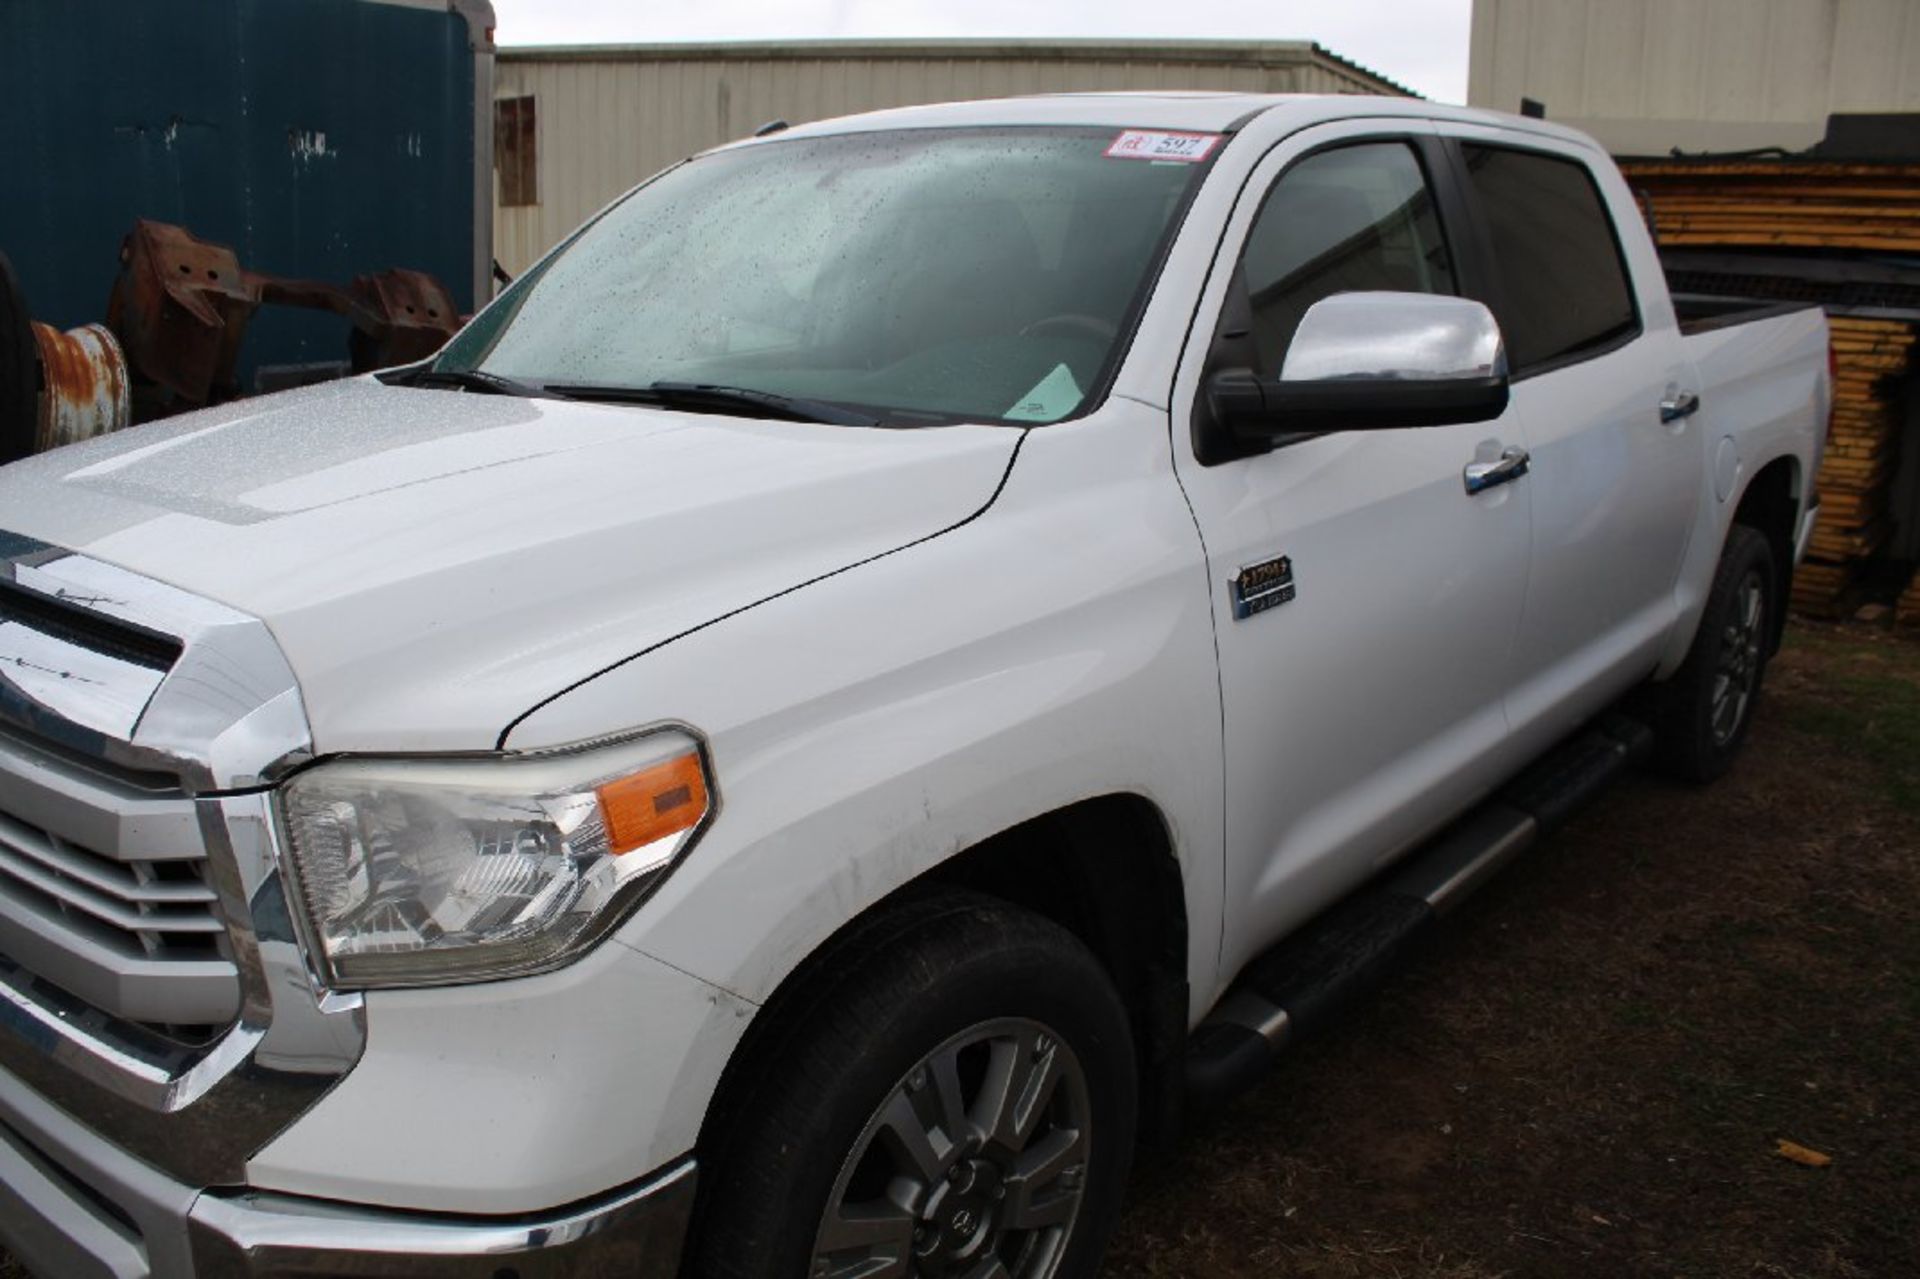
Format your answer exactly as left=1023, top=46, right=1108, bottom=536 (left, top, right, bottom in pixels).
left=493, top=40, right=1408, bottom=275
left=1469, top=0, right=1920, bottom=156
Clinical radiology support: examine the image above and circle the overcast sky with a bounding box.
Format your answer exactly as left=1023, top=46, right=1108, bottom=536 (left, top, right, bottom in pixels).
left=488, top=1, right=1475, bottom=103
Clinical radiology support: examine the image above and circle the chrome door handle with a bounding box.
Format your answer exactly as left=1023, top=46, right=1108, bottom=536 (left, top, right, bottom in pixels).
left=1660, top=390, right=1701, bottom=423
left=1464, top=445, right=1530, bottom=495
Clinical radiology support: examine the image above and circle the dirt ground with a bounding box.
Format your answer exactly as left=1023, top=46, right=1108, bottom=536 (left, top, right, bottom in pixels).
left=1106, top=620, right=1920, bottom=1279
left=2, top=621, right=1915, bottom=1279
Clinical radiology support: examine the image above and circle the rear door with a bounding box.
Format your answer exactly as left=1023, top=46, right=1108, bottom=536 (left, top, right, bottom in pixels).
left=1170, top=123, right=1535, bottom=977
left=1442, top=133, right=1705, bottom=748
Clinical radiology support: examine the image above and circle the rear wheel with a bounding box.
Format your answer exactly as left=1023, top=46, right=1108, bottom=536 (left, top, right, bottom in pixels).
left=691, top=890, right=1137, bottom=1279
left=1649, top=524, right=1776, bottom=782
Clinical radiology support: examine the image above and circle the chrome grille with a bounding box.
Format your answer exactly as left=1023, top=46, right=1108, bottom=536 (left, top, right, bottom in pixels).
left=0, top=534, right=358, bottom=1188
left=0, top=811, right=224, bottom=958
left=0, top=731, right=241, bottom=1033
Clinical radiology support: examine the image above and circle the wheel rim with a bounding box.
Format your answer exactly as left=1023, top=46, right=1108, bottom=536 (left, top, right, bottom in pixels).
left=811, top=1017, right=1092, bottom=1279
left=1710, top=570, right=1766, bottom=746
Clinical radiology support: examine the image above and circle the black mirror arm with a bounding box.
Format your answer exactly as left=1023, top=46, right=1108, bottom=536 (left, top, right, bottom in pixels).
left=1204, top=368, right=1270, bottom=427
left=1207, top=369, right=1510, bottom=436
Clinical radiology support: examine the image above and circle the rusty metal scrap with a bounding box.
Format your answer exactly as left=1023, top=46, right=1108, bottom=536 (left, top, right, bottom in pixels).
left=106, top=220, right=255, bottom=407
left=4, top=250, right=131, bottom=459
left=31, top=322, right=130, bottom=452
left=348, top=269, right=462, bottom=368
left=102, top=218, right=464, bottom=420
left=251, top=267, right=462, bottom=371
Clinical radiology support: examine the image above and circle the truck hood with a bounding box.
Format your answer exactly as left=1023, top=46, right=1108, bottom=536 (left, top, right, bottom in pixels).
left=0, top=378, right=1020, bottom=752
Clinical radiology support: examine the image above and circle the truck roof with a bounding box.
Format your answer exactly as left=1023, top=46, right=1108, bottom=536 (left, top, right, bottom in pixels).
left=757, top=92, right=1602, bottom=155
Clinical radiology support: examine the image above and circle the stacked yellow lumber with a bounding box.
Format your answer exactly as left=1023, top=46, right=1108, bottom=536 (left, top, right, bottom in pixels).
left=1811, top=317, right=1915, bottom=561
left=1791, top=316, right=1917, bottom=617
left=1898, top=571, right=1920, bottom=632
left=1622, top=161, right=1920, bottom=253
left=1792, top=560, right=1855, bottom=619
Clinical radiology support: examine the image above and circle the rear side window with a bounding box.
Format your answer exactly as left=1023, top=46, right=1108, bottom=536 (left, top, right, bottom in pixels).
left=1239, top=142, right=1456, bottom=376
left=1459, top=145, right=1638, bottom=373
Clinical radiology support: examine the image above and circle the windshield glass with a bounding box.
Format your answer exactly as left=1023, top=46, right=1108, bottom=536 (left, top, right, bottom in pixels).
left=435, top=127, right=1214, bottom=425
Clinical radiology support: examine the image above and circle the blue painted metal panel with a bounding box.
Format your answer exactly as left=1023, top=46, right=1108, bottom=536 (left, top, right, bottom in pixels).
left=0, top=0, right=481, bottom=385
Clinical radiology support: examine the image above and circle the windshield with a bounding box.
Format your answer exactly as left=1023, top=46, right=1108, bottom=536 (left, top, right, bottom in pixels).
left=435, top=127, right=1214, bottom=425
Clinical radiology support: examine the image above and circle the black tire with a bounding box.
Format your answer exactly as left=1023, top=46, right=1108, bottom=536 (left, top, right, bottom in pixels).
left=1648, top=524, right=1776, bottom=783
left=690, top=889, right=1138, bottom=1279
left=0, top=251, right=37, bottom=465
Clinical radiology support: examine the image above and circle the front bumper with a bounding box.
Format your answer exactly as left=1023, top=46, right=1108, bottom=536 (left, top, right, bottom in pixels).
left=0, top=1062, right=696, bottom=1279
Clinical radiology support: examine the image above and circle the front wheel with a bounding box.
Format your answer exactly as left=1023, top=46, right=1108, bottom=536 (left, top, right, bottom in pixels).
left=1649, top=523, right=1776, bottom=782
left=690, top=891, right=1138, bottom=1279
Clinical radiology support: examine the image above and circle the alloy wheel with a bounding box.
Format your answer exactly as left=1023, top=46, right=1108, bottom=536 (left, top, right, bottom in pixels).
left=811, top=1017, right=1092, bottom=1279
left=1711, top=571, right=1766, bottom=745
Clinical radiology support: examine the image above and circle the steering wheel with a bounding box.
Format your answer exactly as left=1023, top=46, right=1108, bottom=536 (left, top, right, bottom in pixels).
left=1020, top=313, right=1119, bottom=344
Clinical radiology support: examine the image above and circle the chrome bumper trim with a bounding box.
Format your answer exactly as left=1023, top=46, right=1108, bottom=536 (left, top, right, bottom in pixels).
left=0, top=1062, right=697, bottom=1279
left=188, top=1159, right=698, bottom=1279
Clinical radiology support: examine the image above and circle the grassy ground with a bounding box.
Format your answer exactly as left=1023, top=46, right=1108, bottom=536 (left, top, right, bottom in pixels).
left=1, top=621, right=1914, bottom=1279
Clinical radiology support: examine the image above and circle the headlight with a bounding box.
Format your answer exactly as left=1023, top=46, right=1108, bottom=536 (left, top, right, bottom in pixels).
left=277, top=729, right=713, bottom=989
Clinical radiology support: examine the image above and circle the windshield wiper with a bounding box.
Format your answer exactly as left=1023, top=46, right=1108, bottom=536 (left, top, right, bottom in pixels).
left=390, top=367, right=560, bottom=399
left=543, top=380, right=882, bottom=427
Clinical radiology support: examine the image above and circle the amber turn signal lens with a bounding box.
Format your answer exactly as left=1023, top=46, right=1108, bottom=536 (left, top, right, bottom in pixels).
left=597, top=752, right=709, bottom=854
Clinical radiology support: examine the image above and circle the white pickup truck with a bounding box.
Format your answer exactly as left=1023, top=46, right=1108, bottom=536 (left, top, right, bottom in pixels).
left=0, top=94, right=1828, bottom=1279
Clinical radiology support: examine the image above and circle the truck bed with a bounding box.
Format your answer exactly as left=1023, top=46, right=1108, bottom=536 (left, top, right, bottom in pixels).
left=1672, top=294, right=1822, bottom=338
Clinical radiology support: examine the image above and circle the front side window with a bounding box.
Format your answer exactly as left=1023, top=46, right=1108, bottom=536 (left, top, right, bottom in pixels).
left=1238, top=141, right=1457, bottom=376
left=438, top=127, right=1212, bottom=425
left=1459, top=144, right=1638, bottom=373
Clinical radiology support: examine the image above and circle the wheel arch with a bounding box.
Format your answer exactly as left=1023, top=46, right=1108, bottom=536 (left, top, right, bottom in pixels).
left=1730, top=453, right=1802, bottom=655
left=692, top=792, right=1193, bottom=1171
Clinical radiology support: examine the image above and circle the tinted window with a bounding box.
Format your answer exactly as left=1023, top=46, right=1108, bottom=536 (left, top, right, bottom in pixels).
left=1460, top=145, right=1637, bottom=372
left=1239, top=142, right=1456, bottom=376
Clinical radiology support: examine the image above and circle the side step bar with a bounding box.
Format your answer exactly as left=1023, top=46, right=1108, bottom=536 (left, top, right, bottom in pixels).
left=1186, top=714, right=1652, bottom=1110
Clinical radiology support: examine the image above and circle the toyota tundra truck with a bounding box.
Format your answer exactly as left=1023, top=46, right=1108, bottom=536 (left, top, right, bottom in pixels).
left=0, top=94, right=1828, bottom=1278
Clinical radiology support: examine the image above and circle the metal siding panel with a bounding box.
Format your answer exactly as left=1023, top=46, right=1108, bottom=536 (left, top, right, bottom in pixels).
left=559, top=63, right=587, bottom=256
left=796, top=59, right=821, bottom=121
left=1759, top=0, right=1836, bottom=122
left=1700, top=0, right=1772, bottom=122
left=1581, top=0, right=1647, bottom=116
left=1487, top=0, right=1535, bottom=113
left=1830, top=0, right=1920, bottom=113
left=1468, top=0, right=1920, bottom=152
left=975, top=58, right=1013, bottom=100
left=1468, top=0, right=1503, bottom=106
left=1639, top=0, right=1713, bottom=122
left=1526, top=0, right=1590, bottom=115
left=1007, top=58, right=1044, bottom=93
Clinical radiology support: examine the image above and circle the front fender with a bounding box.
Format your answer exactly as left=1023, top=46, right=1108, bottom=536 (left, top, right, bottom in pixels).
left=508, top=401, right=1225, bottom=1020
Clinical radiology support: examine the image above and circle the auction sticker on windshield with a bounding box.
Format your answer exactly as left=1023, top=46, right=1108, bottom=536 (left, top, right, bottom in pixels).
left=1105, top=130, right=1223, bottom=162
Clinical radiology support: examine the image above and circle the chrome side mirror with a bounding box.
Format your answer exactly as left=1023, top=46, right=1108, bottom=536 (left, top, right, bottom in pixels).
left=1207, top=292, right=1510, bottom=436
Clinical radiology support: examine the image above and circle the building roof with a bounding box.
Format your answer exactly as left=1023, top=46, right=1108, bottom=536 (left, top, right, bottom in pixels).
left=497, top=37, right=1418, bottom=98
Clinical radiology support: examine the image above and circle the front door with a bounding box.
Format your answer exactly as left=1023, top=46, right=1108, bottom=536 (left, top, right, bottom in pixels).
left=1171, top=126, right=1534, bottom=977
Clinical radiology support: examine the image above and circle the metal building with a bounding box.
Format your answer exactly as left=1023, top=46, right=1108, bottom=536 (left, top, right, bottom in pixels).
left=492, top=39, right=1412, bottom=275
left=1469, top=0, right=1920, bottom=156
left=0, top=0, right=495, bottom=372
